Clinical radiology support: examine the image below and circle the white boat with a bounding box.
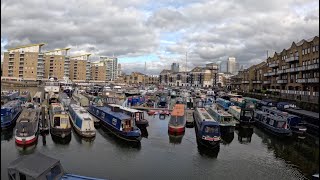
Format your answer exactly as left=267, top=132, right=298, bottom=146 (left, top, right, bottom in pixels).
left=68, top=104, right=96, bottom=138
left=44, top=78, right=60, bottom=94
left=72, top=93, right=89, bottom=107
left=228, top=105, right=242, bottom=120
left=207, top=105, right=237, bottom=129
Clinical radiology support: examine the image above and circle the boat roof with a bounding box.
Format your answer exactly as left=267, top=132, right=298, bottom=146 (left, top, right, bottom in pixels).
left=214, top=108, right=233, bottom=117
left=1, top=100, right=21, bottom=109
left=171, top=104, right=185, bottom=116
left=8, top=153, right=61, bottom=179
left=70, top=104, right=92, bottom=119
left=51, top=103, right=63, bottom=108
left=18, top=109, right=38, bottom=122
left=196, top=108, right=218, bottom=124
left=94, top=106, right=131, bottom=120
left=108, top=104, right=143, bottom=113
left=285, top=108, right=319, bottom=119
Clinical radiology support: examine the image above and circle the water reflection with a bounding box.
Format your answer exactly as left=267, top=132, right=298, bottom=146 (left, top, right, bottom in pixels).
left=72, top=130, right=95, bottom=145
left=139, top=126, right=149, bottom=138
left=1, top=129, right=14, bottom=141
left=51, top=134, right=72, bottom=145
left=97, top=127, right=141, bottom=149
left=197, top=145, right=220, bottom=158
left=159, top=114, right=166, bottom=120
left=168, top=131, right=185, bottom=144
left=16, top=141, right=37, bottom=155
left=254, top=128, right=319, bottom=178
left=220, top=131, right=234, bottom=145
left=236, top=126, right=254, bottom=144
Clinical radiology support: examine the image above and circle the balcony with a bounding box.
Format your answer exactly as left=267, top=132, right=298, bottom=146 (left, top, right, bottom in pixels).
left=277, top=80, right=288, bottom=84
left=252, top=80, right=262, bottom=84
left=285, top=56, right=299, bottom=63
left=268, top=62, right=279, bottom=68
left=263, top=80, right=271, bottom=84
left=296, top=79, right=307, bottom=83
left=307, top=78, right=319, bottom=83
left=307, top=64, right=319, bottom=70
left=267, top=89, right=281, bottom=92
left=281, top=90, right=311, bottom=96
left=286, top=67, right=297, bottom=73
left=241, top=80, right=249, bottom=84
left=277, top=69, right=286, bottom=74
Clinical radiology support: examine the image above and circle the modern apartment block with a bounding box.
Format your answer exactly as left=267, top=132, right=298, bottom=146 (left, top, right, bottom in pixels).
left=230, top=36, right=319, bottom=104
left=100, top=56, right=118, bottom=81
left=2, top=43, right=45, bottom=81
left=90, top=61, right=106, bottom=82
left=43, top=48, right=70, bottom=80
left=159, top=63, right=219, bottom=88
left=69, top=54, right=91, bottom=82
left=227, top=57, right=238, bottom=75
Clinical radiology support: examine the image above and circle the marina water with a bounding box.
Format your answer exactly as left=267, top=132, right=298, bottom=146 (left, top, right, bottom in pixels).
left=1, top=86, right=319, bottom=180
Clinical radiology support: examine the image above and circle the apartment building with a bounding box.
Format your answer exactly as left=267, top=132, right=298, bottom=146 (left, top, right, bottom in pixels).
left=69, top=54, right=91, bottom=82
left=124, top=72, right=145, bottom=85
left=145, top=75, right=159, bottom=85
left=2, top=43, right=45, bottom=81
left=43, top=48, right=70, bottom=80
left=100, top=56, right=118, bottom=81
left=230, top=35, right=319, bottom=104
left=160, top=63, right=219, bottom=88
left=90, top=61, right=106, bottom=82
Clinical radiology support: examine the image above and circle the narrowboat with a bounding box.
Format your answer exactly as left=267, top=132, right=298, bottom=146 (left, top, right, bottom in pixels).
left=107, top=104, right=149, bottom=127
left=168, top=104, right=186, bottom=134
left=216, top=98, right=234, bottom=111
left=15, top=106, right=40, bottom=146
left=230, top=97, right=255, bottom=109
left=68, top=104, right=96, bottom=138
left=256, top=99, right=277, bottom=110
left=228, top=106, right=255, bottom=125
left=125, top=89, right=140, bottom=96
left=158, top=96, right=168, bottom=108
left=73, top=93, right=90, bottom=107
left=261, top=106, right=307, bottom=135
left=8, top=152, right=106, bottom=180
left=16, top=91, right=31, bottom=103
left=59, top=93, right=71, bottom=111
left=186, top=109, right=194, bottom=127
left=254, top=110, right=292, bottom=137
left=1, top=100, right=22, bottom=129
left=193, top=107, right=221, bottom=148
left=49, top=103, right=71, bottom=138
left=1, top=90, right=19, bottom=105
left=32, top=91, right=43, bottom=104
left=207, top=105, right=237, bottom=132
left=88, top=105, right=142, bottom=142
left=243, top=97, right=260, bottom=108
left=127, top=96, right=145, bottom=106
left=278, top=105, right=319, bottom=136
left=48, top=92, right=59, bottom=105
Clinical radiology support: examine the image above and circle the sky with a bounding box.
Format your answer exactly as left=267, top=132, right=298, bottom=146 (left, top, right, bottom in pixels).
left=1, top=0, right=319, bottom=74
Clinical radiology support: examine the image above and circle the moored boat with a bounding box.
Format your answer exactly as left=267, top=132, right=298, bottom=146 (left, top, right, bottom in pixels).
left=168, top=104, right=186, bottom=134
left=48, top=92, right=59, bottom=105
left=68, top=104, right=96, bottom=138
left=16, top=91, right=31, bottom=103
left=228, top=106, right=255, bottom=125
left=1, top=100, right=22, bottom=129
left=207, top=105, right=237, bottom=132
left=216, top=98, right=233, bottom=111
left=15, top=106, right=40, bottom=146
left=32, top=91, right=43, bottom=104
left=59, top=93, right=71, bottom=111
left=107, top=104, right=149, bottom=127
left=49, top=103, right=71, bottom=138
left=88, top=105, right=142, bottom=142
left=8, top=152, right=105, bottom=180
left=1, top=90, right=19, bottom=105
left=193, top=107, right=221, bottom=149
left=254, top=110, right=292, bottom=137
left=73, top=93, right=90, bottom=107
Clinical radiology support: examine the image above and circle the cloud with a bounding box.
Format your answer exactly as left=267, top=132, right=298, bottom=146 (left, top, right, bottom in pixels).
left=1, top=0, right=319, bottom=75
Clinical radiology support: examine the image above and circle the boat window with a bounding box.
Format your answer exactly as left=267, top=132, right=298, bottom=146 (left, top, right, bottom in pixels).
left=243, top=111, right=253, bottom=117
left=101, top=113, right=105, bottom=119
left=203, top=125, right=219, bottom=134
left=46, top=165, right=61, bottom=180
left=54, top=117, right=60, bottom=127
left=224, top=117, right=231, bottom=122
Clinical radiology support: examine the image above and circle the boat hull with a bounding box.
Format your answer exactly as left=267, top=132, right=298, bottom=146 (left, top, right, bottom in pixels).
left=1, top=111, right=21, bottom=129
left=168, top=125, right=185, bottom=134
left=15, top=135, right=38, bottom=146
left=88, top=110, right=141, bottom=142
left=50, top=127, right=72, bottom=138
left=195, top=125, right=220, bottom=149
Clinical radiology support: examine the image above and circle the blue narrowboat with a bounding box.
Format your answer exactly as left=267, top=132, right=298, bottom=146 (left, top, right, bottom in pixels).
left=1, top=100, right=23, bottom=129
left=127, top=96, right=145, bottom=106
left=254, top=110, right=292, bottom=137
left=193, top=107, right=221, bottom=149
left=261, top=106, right=307, bottom=135
left=88, top=105, right=142, bottom=142
left=216, top=98, right=234, bottom=111
left=256, top=99, right=277, bottom=110
left=1, top=90, right=20, bottom=104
